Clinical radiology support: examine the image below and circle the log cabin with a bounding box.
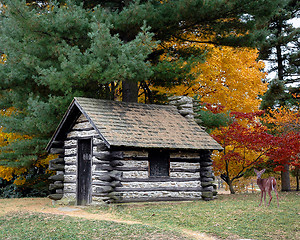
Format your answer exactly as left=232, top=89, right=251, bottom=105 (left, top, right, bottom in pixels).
left=46, top=97, right=222, bottom=205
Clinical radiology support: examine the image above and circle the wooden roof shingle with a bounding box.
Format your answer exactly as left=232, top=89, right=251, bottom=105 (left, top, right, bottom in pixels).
left=46, top=97, right=222, bottom=151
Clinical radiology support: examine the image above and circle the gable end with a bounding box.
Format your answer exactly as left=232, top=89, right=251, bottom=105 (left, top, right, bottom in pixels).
left=46, top=99, right=110, bottom=152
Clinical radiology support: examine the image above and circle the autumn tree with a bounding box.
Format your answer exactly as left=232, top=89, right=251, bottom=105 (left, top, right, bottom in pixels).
left=152, top=45, right=268, bottom=112
left=212, top=111, right=277, bottom=193
left=262, top=105, right=300, bottom=190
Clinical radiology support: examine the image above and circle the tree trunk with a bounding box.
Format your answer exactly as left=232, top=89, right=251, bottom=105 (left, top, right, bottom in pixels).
left=281, top=164, right=291, bottom=191
left=296, top=168, right=299, bottom=191
left=122, top=80, right=138, bottom=102
left=275, top=20, right=284, bottom=82
left=228, top=181, right=235, bottom=194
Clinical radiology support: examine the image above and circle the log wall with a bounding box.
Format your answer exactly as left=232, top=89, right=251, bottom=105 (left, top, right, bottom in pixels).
left=115, top=151, right=203, bottom=202
left=49, top=113, right=216, bottom=204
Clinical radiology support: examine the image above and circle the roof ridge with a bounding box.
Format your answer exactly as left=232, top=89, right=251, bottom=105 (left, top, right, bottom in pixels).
left=74, top=97, right=177, bottom=110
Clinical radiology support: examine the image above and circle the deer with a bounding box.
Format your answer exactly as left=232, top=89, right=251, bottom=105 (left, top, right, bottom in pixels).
left=254, top=169, right=279, bottom=207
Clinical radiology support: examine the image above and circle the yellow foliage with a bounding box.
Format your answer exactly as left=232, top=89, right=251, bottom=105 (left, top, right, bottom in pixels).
left=0, top=106, right=41, bottom=185
left=13, top=177, right=26, bottom=186
left=0, top=166, right=27, bottom=182
left=0, top=54, right=6, bottom=64
left=0, top=107, right=16, bottom=117
left=194, top=47, right=267, bottom=112
left=154, top=45, right=267, bottom=113
left=37, top=154, right=58, bottom=174
left=212, top=140, right=268, bottom=178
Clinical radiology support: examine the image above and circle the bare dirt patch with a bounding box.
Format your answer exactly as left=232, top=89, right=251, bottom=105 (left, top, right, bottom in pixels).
left=0, top=198, right=217, bottom=240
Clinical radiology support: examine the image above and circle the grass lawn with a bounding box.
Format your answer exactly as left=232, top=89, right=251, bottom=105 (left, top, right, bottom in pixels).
left=89, top=192, right=300, bottom=240
left=0, top=192, right=298, bottom=239
left=0, top=211, right=188, bottom=240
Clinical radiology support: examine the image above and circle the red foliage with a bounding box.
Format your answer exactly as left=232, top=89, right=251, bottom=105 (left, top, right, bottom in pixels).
left=203, top=102, right=225, bottom=114
left=268, top=132, right=300, bottom=171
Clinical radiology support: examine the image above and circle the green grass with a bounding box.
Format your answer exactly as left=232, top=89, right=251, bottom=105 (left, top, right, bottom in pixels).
left=89, top=192, right=300, bottom=240
left=0, top=212, right=189, bottom=240
left=0, top=192, right=299, bottom=239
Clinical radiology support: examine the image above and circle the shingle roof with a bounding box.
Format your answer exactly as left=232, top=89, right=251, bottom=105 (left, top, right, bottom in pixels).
left=71, top=97, right=222, bottom=151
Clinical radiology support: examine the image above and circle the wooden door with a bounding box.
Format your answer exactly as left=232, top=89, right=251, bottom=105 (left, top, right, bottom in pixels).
left=77, top=138, right=92, bottom=205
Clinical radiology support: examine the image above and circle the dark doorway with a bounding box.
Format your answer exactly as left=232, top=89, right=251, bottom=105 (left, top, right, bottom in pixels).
left=77, top=138, right=92, bottom=205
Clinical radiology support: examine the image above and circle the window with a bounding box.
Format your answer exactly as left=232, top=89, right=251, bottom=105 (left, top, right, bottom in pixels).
left=149, top=150, right=170, bottom=177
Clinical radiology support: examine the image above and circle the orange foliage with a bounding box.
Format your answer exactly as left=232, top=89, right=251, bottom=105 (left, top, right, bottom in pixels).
left=153, top=42, right=267, bottom=112
left=193, top=47, right=267, bottom=112
left=263, top=105, right=300, bottom=134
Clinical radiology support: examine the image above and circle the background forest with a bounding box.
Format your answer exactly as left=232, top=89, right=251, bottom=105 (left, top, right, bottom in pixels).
left=0, top=0, right=299, bottom=197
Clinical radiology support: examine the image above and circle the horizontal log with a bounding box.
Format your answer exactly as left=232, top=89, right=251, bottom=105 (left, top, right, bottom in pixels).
left=49, top=158, right=65, bottom=164
left=110, top=181, right=122, bottom=187
left=121, top=177, right=201, bottom=182
left=109, top=171, right=123, bottom=181
left=200, top=161, right=213, bottom=167
left=64, top=153, right=76, bottom=158
left=201, top=177, right=214, bottom=182
left=98, top=166, right=148, bottom=171
left=107, top=192, right=123, bottom=199
left=95, top=165, right=113, bottom=171
left=110, top=160, right=124, bottom=167
left=63, top=145, right=77, bottom=149
left=124, top=156, right=148, bottom=161
left=93, top=173, right=112, bottom=182
left=71, top=127, right=94, bottom=132
left=202, top=186, right=214, bottom=192
left=92, top=181, right=114, bottom=186
left=201, top=182, right=215, bottom=187
left=170, top=158, right=201, bottom=162
left=48, top=193, right=63, bottom=200
left=95, top=186, right=113, bottom=193
left=200, top=171, right=214, bottom=178
left=92, top=159, right=110, bottom=164
left=115, top=187, right=202, bottom=192
left=94, top=151, right=124, bottom=160
left=65, top=135, right=99, bottom=141
left=118, top=196, right=202, bottom=203
left=200, top=166, right=213, bottom=171
left=49, top=183, right=64, bottom=191
left=50, top=148, right=65, bottom=154
left=170, top=168, right=200, bottom=173
left=49, top=174, right=64, bottom=181
left=92, top=193, right=111, bottom=197
left=49, top=163, right=65, bottom=171
left=56, top=189, right=63, bottom=194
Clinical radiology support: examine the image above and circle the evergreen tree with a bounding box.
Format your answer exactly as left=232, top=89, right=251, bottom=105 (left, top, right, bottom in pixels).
left=259, top=0, right=299, bottom=191
left=0, top=0, right=283, bottom=191
left=0, top=1, right=155, bottom=169
left=260, top=0, right=299, bottom=85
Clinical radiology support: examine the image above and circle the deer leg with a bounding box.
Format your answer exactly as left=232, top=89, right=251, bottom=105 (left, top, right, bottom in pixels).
left=263, top=191, right=267, bottom=206
left=267, top=190, right=272, bottom=206
left=274, top=188, right=279, bottom=207
left=259, top=191, right=263, bottom=206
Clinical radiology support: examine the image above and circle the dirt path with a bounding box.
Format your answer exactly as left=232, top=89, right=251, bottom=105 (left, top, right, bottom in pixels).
left=0, top=198, right=217, bottom=240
